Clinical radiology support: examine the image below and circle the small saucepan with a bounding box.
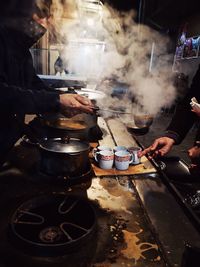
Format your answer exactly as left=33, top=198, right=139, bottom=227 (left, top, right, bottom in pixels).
left=126, top=123, right=149, bottom=135
left=133, top=114, right=154, bottom=128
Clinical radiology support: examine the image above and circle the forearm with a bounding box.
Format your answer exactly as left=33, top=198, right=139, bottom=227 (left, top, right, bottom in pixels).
left=165, top=96, right=197, bottom=144
left=0, top=82, right=61, bottom=114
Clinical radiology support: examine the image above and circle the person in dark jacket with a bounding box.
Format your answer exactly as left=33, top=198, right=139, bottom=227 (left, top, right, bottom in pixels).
left=141, top=64, right=200, bottom=159
left=0, top=0, right=94, bottom=165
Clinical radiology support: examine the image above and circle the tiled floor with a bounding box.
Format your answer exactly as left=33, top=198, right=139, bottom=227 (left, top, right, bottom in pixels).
left=135, top=111, right=198, bottom=164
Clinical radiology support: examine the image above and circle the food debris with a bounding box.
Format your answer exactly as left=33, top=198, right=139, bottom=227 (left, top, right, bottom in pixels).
left=110, top=225, right=116, bottom=232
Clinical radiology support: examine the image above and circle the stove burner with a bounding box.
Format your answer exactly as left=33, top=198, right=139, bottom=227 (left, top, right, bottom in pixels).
left=39, top=227, right=64, bottom=243
left=38, top=165, right=93, bottom=186
left=9, top=194, right=97, bottom=256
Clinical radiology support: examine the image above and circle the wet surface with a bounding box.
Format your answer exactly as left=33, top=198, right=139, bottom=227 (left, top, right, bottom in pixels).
left=0, top=143, right=167, bottom=267
left=87, top=177, right=166, bottom=267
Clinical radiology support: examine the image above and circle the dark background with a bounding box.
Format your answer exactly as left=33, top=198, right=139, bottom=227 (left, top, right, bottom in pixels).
left=104, top=0, right=200, bottom=36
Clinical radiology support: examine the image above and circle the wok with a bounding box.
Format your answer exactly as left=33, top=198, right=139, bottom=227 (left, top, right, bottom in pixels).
left=40, top=112, right=98, bottom=140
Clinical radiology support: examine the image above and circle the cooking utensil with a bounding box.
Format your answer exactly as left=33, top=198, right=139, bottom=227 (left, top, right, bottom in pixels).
left=41, top=113, right=98, bottom=141
left=39, top=137, right=91, bottom=177
left=17, top=118, right=92, bottom=178
left=134, top=114, right=154, bottom=128
left=92, top=106, right=132, bottom=115
left=126, top=123, right=149, bottom=135
left=44, top=117, right=88, bottom=130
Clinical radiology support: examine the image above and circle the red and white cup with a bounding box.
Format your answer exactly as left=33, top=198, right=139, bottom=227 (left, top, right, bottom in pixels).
left=92, top=145, right=112, bottom=158
left=95, top=150, right=114, bottom=169
left=127, top=146, right=142, bottom=165
left=114, top=150, right=133, bottom=170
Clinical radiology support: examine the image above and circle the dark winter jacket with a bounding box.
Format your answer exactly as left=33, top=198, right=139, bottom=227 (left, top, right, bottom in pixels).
left=165, top=65, right=200, bottom=144
left=0, top=18, right=60, bottom=162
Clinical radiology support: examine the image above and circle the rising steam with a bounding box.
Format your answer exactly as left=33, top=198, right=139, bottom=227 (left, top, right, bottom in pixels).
left=44, top=0, right=177, bottom=116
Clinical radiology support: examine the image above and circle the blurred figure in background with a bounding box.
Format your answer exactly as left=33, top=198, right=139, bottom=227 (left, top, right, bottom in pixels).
left=0, top=0, right=94, bottom=166
left=140, top=64, right=200, bottom=168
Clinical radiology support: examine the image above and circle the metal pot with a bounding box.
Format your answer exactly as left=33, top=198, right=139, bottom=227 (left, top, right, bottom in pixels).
left=42, top=87, right=106, bottom=139
left=54, top=87, right=105, bottom=127
left=40, top=113, right=97, bottom=140
left=39, top=137, right=91, bottom=177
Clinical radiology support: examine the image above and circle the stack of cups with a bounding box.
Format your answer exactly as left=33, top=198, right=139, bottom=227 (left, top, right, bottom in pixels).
left=93, top=145, right=142, bottom=170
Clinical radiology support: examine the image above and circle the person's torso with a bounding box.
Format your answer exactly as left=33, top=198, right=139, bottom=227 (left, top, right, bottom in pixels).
left=0, top=26, right=36, bottom=159
left=0, top=29, right=35, bottom=89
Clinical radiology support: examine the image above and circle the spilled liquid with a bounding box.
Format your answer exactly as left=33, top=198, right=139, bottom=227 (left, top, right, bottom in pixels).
left=87, top=178, right=134, bottom=213
left=121, top=229, right=160, bottom=263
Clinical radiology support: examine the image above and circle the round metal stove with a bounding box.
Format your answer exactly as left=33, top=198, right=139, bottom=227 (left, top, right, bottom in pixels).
left=9, top=194, right=97, bottom=256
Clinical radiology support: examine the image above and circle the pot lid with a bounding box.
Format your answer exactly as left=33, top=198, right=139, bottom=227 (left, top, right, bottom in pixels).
left=39, top=138, right=90, bottom=153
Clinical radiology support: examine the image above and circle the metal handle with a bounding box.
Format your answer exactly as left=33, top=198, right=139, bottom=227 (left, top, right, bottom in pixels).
left=91, top=106, right=131, bottom=115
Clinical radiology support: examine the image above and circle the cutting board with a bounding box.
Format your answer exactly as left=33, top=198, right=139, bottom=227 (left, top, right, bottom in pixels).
left=89, top=118, right=157, bottom=177
left=90, top=157, right=156, bottom=177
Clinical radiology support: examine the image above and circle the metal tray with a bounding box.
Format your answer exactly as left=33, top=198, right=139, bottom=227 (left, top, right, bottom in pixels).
left=161, top=156, right=199, bottom=183
left=158, top=156, right=200, bottom=232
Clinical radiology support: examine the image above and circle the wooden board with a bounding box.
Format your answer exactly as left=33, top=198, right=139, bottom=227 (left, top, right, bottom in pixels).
left=91, top=157, right=156, bottom=177
left=91, top=118, right=156, bottom=176
left=97, top=117, right=115, bottom=146
left=107, top=118, right=138, bottom=147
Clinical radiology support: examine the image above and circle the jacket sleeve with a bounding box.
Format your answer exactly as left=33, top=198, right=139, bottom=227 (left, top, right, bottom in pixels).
left=0, top=42, right=61, bottom=115
left=31, top=71, right=50, bottom=91
left=0, top=82, right=61, bottom=115
left=165, top=65, right=200, bottom=144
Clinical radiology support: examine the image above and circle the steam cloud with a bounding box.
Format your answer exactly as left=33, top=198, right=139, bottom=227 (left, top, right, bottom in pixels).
left=48, top=0, right=177, bottom=116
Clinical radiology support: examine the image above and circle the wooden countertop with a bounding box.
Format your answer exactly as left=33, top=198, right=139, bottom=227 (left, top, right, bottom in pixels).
left=95, top=117, right=200, bottom=267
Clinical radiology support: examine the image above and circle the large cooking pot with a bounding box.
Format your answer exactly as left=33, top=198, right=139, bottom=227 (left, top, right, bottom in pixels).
left=39, top=137, right=91, bottom=177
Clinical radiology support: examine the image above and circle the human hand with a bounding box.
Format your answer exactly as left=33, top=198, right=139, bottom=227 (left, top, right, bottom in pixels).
left=188, top=145, right=200, bottom=163
left=59, top=94, right=94, bottom=117
left=191, top=107, right=200, bottom=117
left=190, top=97, right=200, bottom=116
left=139, top=137, right=175, bottom=159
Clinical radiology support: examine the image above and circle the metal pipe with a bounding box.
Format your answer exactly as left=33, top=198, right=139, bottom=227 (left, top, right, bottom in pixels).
left=149, top=42, right=155, bottom=73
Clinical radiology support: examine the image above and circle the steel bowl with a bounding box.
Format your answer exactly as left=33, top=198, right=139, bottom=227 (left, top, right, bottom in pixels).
left=126, top=123, right=149, bottom=135
left=133, top=114, right=154, bottom=128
